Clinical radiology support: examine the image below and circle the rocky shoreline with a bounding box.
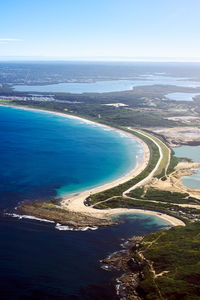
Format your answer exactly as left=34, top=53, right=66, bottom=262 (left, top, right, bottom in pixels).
left=102, top=222, right=200, bottom=300
left=18, top=199, right=149, bottom=299
left=101, top=236, right=144, bottom=300
left=18, top=201, right=117, bottom=228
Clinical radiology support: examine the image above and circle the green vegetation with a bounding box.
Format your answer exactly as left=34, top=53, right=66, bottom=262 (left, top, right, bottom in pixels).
left=86, top=130, right=161, bottom=205
left=138, top=130, right=170, bottom=177
left=1, top=70, right=199, bottom=300
left=137, top=222, right=200, bottom=299
left=87, top=130, right=180, bottom=206
left=155, top=167, right=166, bottom=179
left=143, top=189, right=197, bottom=204
left=127, top=187, right=145, bottom=199
left=0, top=99, right=12, bottom=103
left=167, top=149, right=181, bottom=174
left=127, top=188, right=199, bottom=204
left=94, top=197, right=200, bottom=223
left=10, top=99, right=180, bottom=128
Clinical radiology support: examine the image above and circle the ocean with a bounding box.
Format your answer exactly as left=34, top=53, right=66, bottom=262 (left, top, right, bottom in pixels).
left=0, top=106, right=170, bottom=299
left=0, top=106, right=143, bottom=208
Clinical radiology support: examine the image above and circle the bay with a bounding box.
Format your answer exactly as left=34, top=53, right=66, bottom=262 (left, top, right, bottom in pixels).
left=0, top=106, right=171, bottom=299
left=0, top=106, right=142, bottom=208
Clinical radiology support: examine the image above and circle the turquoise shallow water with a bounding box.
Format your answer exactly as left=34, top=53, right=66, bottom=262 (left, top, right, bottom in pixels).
left=0, top=106, right=142, bottom=207
left=0, top=106, right=172, bottom=299
left=173, top=146, right=200, bottom=189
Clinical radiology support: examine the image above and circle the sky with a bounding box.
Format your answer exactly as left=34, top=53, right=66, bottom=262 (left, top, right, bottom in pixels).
left=0, top=0, right=200, bottom=61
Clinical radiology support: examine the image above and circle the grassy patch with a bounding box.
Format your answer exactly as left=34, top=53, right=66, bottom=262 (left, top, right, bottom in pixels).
left=94, top=197, right=200, bottom=223
left=167, top=149, right=181, bottom=175
left=86, top=130, right=160, bottom=205
left=127, top=188, right=199, bottom=204
left=138, top=130, right=170, bottom=177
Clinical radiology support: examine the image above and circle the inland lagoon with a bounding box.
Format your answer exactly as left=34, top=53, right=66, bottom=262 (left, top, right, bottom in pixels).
left=173, top=145, right=200, bottom=189
left=13, top=74, right=200, bottom=94
left=166, top=92, right=200, bottom=101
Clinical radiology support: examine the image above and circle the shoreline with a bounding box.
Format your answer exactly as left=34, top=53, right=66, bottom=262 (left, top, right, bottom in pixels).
left=0, top=103, right=150, bottom=196
left=0, top=104, right=185, bottom=228
left=106, top=209, right=185, bottom=227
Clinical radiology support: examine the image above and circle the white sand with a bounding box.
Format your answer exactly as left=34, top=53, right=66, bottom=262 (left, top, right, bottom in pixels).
left=0, top=104, right=185, bottom=227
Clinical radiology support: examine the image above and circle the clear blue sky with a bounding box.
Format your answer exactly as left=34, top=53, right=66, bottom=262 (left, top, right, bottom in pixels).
left=1, top=0, right=200, bottom=60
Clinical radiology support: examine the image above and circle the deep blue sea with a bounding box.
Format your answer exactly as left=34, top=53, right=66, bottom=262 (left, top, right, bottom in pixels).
left=0, top=106, right=170, bottom=299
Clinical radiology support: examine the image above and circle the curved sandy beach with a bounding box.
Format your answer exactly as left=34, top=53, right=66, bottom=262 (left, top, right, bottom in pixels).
left=0, top=104, right=185, bottom=227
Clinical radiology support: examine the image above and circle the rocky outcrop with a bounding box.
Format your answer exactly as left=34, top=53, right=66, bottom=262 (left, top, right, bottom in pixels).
left=102, top=236, right=143, bottom=300
left=18, top=201, right=116, bottom=228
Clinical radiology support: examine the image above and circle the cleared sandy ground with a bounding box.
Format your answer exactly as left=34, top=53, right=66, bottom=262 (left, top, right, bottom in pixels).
left=145, top=126, right=200, bottom=147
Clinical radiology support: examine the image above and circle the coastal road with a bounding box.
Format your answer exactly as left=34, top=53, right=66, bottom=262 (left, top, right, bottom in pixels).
left=123, top=129, right=163, bottom=196
left=62, top=128, right=185, bottom=227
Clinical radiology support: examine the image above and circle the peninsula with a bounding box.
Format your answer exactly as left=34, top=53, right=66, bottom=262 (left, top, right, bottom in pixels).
left=9, top=104, right=198, bottom=228
left=2, top=0, right=200, bottom=297
left=1, top=71, right=200, bottom=299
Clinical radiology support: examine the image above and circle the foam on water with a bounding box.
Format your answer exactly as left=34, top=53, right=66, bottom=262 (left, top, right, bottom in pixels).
left=55, top=223, right=98, bottom=231
left=0, top=106, right=171, bottom=299
left=5, top=213, right=55, bottom=223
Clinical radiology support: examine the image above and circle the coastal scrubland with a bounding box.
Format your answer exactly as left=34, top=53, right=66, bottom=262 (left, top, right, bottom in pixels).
left=107, top=222, right=200, bottom=299
left=86, top=130, right=161, bottom=205
left=127, top=188, right=199, bottom=205
left=136, top=222, right=200, bottom=299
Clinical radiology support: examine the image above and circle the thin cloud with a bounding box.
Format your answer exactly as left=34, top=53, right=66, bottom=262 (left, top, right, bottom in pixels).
left=0, top=38, right=23, bottom=42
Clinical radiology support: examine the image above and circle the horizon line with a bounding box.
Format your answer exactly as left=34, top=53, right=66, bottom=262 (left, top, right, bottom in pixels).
left=1, top=56, right=200, bottom=63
